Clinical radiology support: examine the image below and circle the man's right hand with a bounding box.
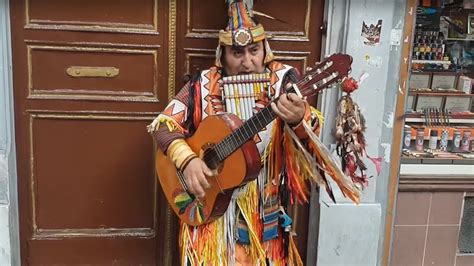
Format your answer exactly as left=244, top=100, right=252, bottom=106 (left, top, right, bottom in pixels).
left=182, top=157, right=215, bottom=198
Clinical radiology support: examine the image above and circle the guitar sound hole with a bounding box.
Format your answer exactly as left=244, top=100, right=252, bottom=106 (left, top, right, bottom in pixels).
left=201, top=143, right=223, bottom=173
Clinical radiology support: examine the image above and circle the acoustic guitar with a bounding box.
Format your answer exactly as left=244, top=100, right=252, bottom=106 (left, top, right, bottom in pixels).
left=156, top=53, right=353, bottom=226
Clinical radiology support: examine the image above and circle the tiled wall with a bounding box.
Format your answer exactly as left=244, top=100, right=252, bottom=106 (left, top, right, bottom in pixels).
left=391, top=192, right=474, bottom=266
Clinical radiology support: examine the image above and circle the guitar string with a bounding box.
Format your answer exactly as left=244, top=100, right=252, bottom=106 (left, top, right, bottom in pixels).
left=208, top=67, right=338, bottom=163
left=211, top=67, right=317, bottom=159
left=213, top=65, right=336, bottom=159
left=202, top=66, right=339, bottom=166
left=177, top=170, right=189, bottom=191
left=203, top=68, right=336, bottom=165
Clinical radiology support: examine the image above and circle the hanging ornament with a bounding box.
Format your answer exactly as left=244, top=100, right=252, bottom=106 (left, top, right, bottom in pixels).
left=335, top=75, right=382, bottom=189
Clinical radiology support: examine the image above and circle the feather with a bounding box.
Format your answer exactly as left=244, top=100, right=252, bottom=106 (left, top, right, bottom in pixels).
left=252, top=10, right=275, bottom=20
left=283, top=122, right=359, bottom=204
left=302, top=123, right=360, bottom=203
left=367, top=155, right=383, bottom=175
left=253, top=10, right=288, bottom=24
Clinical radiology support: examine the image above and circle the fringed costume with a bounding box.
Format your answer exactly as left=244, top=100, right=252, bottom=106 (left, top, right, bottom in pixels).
left=148, top=1, right=360, bottom=264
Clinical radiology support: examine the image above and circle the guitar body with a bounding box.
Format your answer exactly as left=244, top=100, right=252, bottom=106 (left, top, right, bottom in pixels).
left=156, top=113, right=261, bottom=226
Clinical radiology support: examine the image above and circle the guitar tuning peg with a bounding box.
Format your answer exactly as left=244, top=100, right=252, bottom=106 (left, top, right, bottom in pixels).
left=306, top=66, right=313, bottom=72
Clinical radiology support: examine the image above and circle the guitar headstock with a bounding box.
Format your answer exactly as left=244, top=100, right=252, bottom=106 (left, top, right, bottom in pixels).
left=296, top=53, right=353, bottom=98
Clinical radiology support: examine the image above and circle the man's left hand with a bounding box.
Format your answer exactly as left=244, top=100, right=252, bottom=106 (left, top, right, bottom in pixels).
left=271, top=93, right=306, bottom=125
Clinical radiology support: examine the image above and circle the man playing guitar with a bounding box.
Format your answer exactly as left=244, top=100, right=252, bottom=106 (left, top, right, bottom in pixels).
left=148, top=1, right=357, bottom=264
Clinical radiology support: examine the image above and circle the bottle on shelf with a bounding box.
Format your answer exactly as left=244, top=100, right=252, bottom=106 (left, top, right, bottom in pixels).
left=403, top=126, right=412, bottom=150
left=451, top=129, right=462, bottom=152
left=440, top=129, right=448, bottom=151
left=416, top=127, right=425, bottom=151
left=461, top=130, right=472, bottom=152
left=428, top=130, right=438, bottom=150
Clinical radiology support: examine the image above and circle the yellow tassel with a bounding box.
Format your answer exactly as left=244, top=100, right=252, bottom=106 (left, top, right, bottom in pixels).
left=236, top=181, right=266, bottom=264
left=288, top=233, right=304, bottom=266
left=311, top=106, right=325, bottom=127
left=180, top=223, right=199, bottom=266
left=179, top=216, right=229, bottom=265
left=160, top=117, right=183, bottom=132
left=147, top=115, right=185, bottom=133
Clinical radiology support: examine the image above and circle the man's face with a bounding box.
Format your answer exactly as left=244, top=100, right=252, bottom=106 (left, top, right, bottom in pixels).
left=223, top=41, right=265, bottom=76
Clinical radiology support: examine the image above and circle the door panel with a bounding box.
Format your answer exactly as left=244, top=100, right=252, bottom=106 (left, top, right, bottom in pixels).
left=26, top=0, right=158, bottom=33
left=28, top=44, right=159, bottom=101
left=12, top=0, right=323, bottom=264
left=32, top=114, right=155, bottom=231
left=12, top=0, right=170, bottom=264
left=29, top=238, right=158, bottom=265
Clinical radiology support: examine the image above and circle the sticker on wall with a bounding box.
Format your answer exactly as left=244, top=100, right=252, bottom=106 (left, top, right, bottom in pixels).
left=364, top=54, right=383, bottom=68
left=390, top=28, right=402, bottom=46
left=367, top=56, right=383, bottom=68
left=361, top=19, right=383, bottom=46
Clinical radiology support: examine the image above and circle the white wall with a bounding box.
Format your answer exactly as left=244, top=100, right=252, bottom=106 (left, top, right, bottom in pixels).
left=0, top=0, right=20, bottom=264
left=315, top=0, right=407, bottom=265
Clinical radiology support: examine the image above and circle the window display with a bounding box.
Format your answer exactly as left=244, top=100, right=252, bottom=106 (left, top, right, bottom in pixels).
left=403, top=0, right=474, bottom=162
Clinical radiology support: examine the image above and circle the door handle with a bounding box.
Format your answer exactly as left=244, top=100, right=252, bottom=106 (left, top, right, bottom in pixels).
left=66, top=66, right=119, bottom=78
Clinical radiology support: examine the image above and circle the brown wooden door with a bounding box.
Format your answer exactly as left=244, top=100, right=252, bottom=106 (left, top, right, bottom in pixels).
left=11, top=0, right=323, bottom=264
left=11, top=0, right=173, bottom=264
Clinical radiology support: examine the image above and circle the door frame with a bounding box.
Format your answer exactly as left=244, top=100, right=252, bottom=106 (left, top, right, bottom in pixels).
left=0, top=0, right=21, bottom=265
left=381, top=0, right=417, bottom=265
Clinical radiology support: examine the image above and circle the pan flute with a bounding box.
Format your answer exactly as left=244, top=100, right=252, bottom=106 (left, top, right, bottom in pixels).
left=221, top=73, right=271, bottom=120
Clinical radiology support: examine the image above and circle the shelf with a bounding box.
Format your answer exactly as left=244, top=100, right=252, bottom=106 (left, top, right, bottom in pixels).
left=400, top=163, right=474, bottom=175
left=404, top=113, right=474, bottom=123
left=408, top=92, right=473, bottom=97
left=412, top=60, right=451, bottom=64
left=401, top=156, right=474, bottom=164
left=446, top=38, right=474, bottom=41
left=411, top=69, right=459, bottom=74
left=405, top=117, right=473, bottom=123
left=405, top=113, right=474, bottom=119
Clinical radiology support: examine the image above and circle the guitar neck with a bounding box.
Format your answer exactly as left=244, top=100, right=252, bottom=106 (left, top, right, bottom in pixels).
left=212, top=87, right=297, bottom=163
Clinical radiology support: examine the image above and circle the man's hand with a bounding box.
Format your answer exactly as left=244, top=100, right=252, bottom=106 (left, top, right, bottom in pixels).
left=182, top=157, right=215, bottom=198
left=271, top=93, right=306, bottom=125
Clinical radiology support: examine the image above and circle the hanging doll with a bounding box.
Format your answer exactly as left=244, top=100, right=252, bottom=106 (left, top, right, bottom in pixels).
left=335, top=76, right=382, bottom=189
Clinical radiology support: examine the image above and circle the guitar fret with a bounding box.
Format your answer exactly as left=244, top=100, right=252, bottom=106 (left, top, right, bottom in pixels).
left=250, top=117, right=260, bottom=132
left=215, top=104, right=277, bottom=160
left=215, top=145, right=223, bottom=161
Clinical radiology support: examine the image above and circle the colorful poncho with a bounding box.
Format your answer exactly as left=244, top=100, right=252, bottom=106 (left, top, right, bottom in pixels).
left=148, top=61, right=359, bottom=265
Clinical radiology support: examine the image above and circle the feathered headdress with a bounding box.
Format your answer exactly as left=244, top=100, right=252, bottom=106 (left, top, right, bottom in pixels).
left=215, top=0, right=274, bottom=66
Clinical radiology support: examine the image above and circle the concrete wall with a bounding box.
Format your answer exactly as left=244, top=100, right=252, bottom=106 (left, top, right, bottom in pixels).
left=315, top=0, right=407, bottom=265
left=0, top=0, right=20, bottom=264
